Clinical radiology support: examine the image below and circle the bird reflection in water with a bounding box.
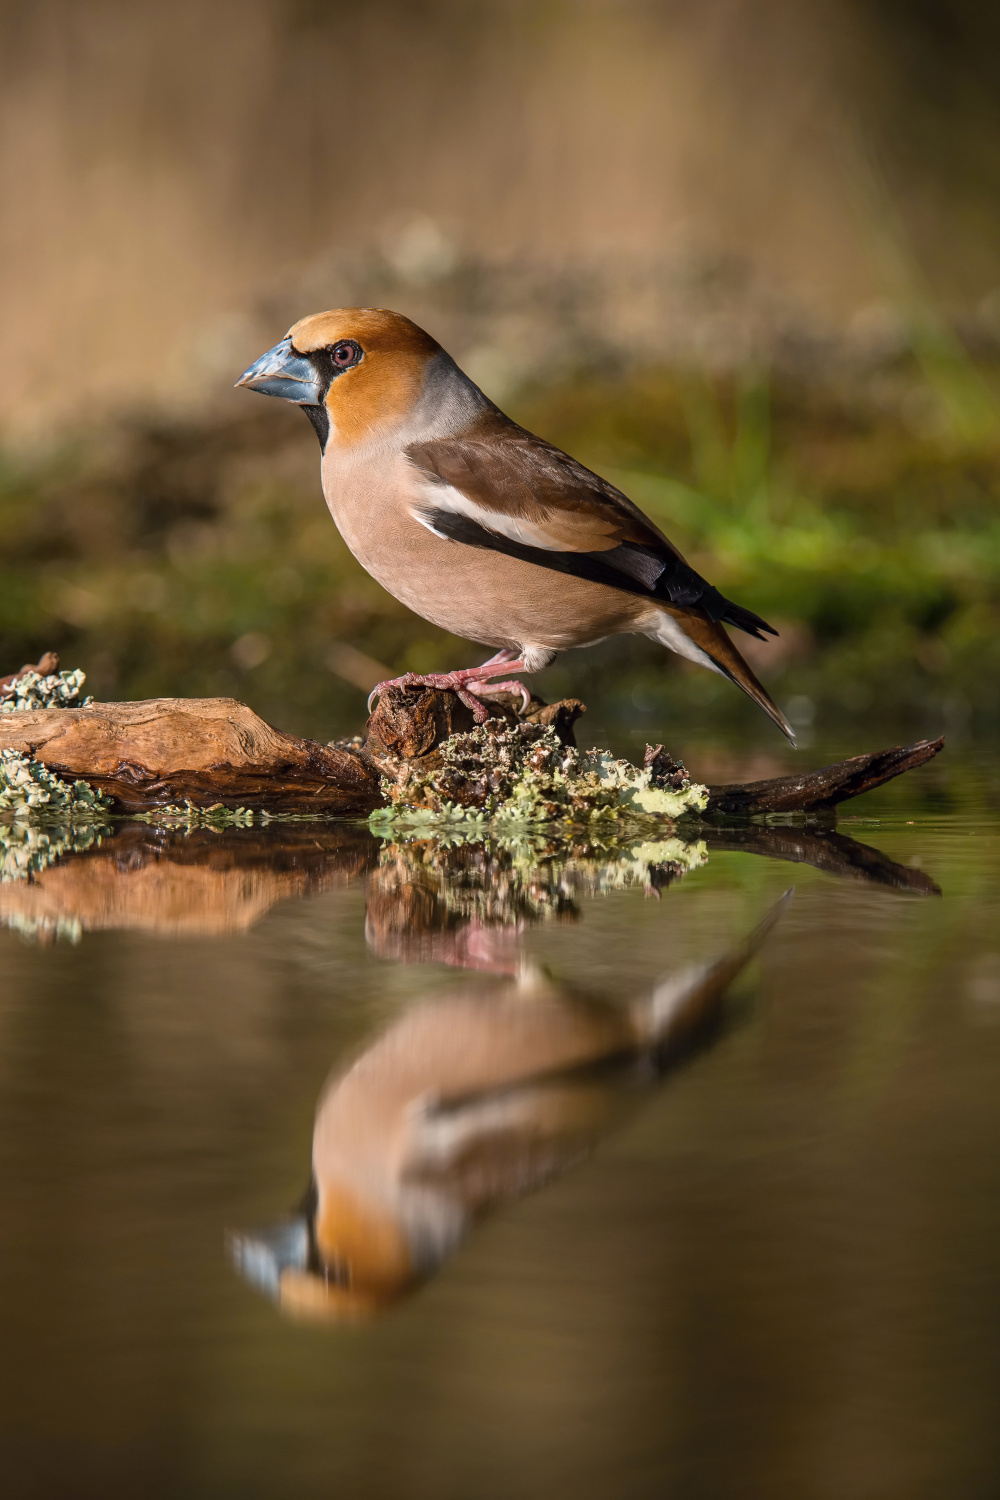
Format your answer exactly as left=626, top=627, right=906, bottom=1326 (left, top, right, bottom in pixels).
left=229, top=887, right=790, bottom=1321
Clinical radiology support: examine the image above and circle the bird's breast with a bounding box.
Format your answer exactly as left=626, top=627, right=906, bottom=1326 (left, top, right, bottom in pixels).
left=318, top=447, right=650, bottom=652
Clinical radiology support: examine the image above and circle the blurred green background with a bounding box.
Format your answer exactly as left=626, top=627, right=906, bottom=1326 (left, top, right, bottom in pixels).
left=2, top=0, right=1000, bottom=747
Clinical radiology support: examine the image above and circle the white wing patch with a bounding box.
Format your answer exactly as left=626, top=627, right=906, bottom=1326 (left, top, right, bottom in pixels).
left=410, top=481, right=579, bottom=552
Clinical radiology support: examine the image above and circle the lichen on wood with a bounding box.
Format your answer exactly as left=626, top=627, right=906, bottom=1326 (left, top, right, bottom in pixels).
left=0, top=748, right=112, bottom=822
left=0, top=653, right=91, bottom=712
left=0, top=658, right=945, bottom=828
left=370, top=717, right=708, bottom=829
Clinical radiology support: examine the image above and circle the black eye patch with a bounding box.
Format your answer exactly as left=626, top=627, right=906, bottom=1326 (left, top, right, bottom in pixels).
left=309, top=340, right=363, bottom=385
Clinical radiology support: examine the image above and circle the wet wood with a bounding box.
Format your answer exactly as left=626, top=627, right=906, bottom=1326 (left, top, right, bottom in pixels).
left=703, top=737, right=945, bottom=817
left=0, top=696, right=382, bottom=814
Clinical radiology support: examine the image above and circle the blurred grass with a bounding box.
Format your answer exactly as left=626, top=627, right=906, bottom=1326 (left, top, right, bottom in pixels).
left=2, top=349, right=999, bottom=746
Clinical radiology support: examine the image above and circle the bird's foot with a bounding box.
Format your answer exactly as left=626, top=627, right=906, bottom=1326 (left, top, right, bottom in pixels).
left=367, top=671, right=493, bottom=722
left=368, top=652, right=534, bottom=723
left=472, top=678, right=533, bottom=715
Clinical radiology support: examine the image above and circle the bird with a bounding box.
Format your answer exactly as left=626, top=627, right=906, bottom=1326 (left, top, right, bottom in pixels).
left=237, top=309, right=794, bottom=742
left=228, top=892, right=790, bottom=1321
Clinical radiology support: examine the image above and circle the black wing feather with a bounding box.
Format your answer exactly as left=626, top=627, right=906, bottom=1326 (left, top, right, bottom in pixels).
left=421, top=506, right=777, bottom=640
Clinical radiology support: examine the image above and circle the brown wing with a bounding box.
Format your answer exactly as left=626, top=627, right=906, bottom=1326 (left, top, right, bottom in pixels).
left=407, top=409, right=776, bottom=639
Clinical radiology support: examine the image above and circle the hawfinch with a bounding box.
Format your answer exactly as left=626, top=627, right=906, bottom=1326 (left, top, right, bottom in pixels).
left=229, top=893, right=788, bottom=1321
left=238, top=309, right=793, bottom=741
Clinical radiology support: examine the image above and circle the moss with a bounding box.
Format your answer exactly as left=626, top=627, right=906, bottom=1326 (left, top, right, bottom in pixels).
left=371, top=719, right=708, bottom=829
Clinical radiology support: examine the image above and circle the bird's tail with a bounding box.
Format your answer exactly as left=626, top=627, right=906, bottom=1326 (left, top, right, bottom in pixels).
left=662, top=605, right=796, bottom=744
left=631, top=889, right=793, bottom=1054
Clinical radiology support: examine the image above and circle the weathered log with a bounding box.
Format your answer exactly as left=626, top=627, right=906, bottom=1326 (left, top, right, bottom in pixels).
left=703, top=737, right=945, bottom=817
left=363, top=684, right=585, bottom=777
left=0, top=684, right=943, bottom=821
left=0, top=697, right=381, bottom=814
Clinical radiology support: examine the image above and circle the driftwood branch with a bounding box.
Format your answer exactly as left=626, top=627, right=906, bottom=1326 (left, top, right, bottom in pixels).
left=0, top=697, right=381, bottom=814
left=703, top=737, right=945, bottom=817
left=0, top=683, right=943, bottom=821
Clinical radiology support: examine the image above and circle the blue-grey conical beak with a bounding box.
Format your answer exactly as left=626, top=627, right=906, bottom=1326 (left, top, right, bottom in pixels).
left=236, top=337, right=323, bottom=404
left=227, top=1216, right=310, bottom=1301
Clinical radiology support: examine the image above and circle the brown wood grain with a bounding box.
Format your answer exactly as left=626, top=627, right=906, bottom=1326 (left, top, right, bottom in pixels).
left=0, top=697, right=381, bottom=813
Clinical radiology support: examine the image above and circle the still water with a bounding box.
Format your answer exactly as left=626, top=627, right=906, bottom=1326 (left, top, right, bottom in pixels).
left=1, top=737, right=998, bottom=1499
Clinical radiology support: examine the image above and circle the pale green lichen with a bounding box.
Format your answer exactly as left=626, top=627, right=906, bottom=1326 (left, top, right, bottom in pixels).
left=583, top=751, right=708, bottom=818
left=0, top=667, right=92, bottom=712
left=0, top=749, right=111, bottom=822
left=374, top=720, right=708, bottom=830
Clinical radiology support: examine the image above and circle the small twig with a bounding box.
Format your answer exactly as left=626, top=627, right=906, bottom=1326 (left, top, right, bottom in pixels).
left=0, top=652, right=60, bottom=693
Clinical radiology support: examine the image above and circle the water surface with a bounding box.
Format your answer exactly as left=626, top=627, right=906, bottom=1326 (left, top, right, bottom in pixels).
left=1, top=741, right=998, bottom=1499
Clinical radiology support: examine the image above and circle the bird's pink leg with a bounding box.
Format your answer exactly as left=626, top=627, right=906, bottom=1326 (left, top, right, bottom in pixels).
left=367, top=650, right=533, bottom=722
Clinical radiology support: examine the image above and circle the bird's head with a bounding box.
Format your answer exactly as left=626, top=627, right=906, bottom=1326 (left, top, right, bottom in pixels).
left=229, top=1176, right=419, bottom=1325
left=236, top=308, right=442, bottom=450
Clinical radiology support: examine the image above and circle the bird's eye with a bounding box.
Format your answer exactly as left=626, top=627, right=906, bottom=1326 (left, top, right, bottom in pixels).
left=331, top=340, right=361, bottom=368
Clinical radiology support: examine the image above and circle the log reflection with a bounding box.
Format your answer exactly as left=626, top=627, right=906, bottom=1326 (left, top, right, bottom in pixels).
left=0, top=823, right=378, bottom=940
left=230, top=896, right=788, bottom=1321
left=700, top=826, right=942, bottom=896
left=0, top=814, right=939, bottom=946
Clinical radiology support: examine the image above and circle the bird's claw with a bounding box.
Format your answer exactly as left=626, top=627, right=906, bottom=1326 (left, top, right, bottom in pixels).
left=473, top=679, right=533, bottom=715
left=366, top=663, right=533, bottom=722
left=367, top=671, right=491, bottom=722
